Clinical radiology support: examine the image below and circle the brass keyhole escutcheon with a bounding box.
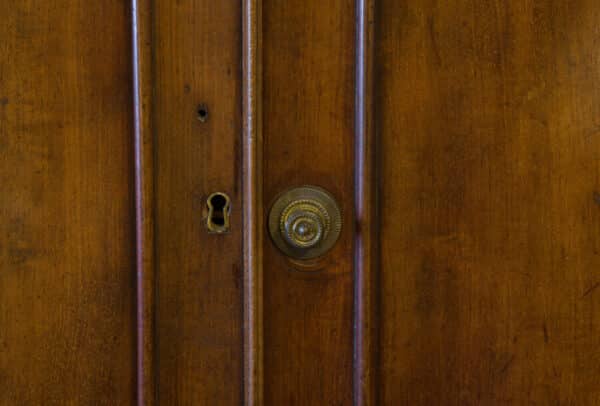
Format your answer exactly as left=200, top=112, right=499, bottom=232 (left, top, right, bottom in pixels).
left=269, top=186, right=342, bottom=259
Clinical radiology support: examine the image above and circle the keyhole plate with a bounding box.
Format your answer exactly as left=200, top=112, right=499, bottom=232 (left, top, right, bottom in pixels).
left=268, top=185, right=342, bottom=259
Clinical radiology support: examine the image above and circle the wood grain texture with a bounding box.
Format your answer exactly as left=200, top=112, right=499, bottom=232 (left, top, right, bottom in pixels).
left=243, top=0, right=264, bottom=405
left=0, top=1, right=136, bottom=404
left=153, top=1, right=243, bottom=404
left=262, top=0, right=355, bottom=404
left=131, top=0, right=155, bottom=404
left=378, top=1, right=600, bottom=404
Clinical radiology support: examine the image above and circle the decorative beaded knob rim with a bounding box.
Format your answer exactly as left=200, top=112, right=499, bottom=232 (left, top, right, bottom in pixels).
left=268, top=186, right=342, bottom=260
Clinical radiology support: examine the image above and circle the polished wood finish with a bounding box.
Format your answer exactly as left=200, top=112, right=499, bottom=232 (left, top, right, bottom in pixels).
left=131, top=0, right=155, bottom=404
left=354, top=0, right=379, bottom=404
left=243, top=0, right=264, bottom=404
left=152, top=1, right=243, bottom=404
left=262, top=1, right=355, bottom=404
left=3, top=1, right=600, bottom=404
left=0, top=1, right=136, bottom=403
left=377, top=1, right=600, bottom=404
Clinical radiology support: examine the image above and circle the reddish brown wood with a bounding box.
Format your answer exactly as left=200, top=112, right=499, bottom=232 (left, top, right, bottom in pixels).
left=131, top=0, right=155, bottom=404
left=377, top=1, right=600, bottom=404
left=243, top=0, right=264, bottom=405
left=354, top=0, right=378, bottom=405
left=0, top=1, right=136, bottom=403
left=262, top=1, right=356, bottom=404
left=3, top=2, right=600, bottom=404
left=152, top=1, right=244, bottom=404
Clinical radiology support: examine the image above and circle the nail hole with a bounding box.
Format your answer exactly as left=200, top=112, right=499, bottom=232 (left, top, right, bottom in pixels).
left=197, top=104, right=209, bottom=122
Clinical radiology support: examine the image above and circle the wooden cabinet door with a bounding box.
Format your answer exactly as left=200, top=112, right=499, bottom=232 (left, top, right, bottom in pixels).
left=246, top=1, right=600, bottom=404
left=0, top=1, right=136, bottom=404
left=375, top=2, right=600, bottom=404
left=2, top=1, right=599, bottom=405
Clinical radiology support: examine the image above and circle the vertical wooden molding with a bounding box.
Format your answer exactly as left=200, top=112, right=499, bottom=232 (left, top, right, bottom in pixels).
left=131, top=0, right=155, bottom=404
left=243, top=0, right=264, bottom=405
left=354, top=0, right=378, bottom=405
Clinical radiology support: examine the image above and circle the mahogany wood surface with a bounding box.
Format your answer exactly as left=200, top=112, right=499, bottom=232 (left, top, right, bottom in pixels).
left=131, top=0, right=155, bottom=404
left=242, top=0, right=264, bottom=404
left=0, top=1, right=136, bottom=403
left=152, top=1, right=244, bottom=404
left=377, top=1, right=600, bottom=404
left=262, top=0, right=356, bottom=404
left=2, top=1, right=599, bottom=404
left=354, top=0, right=379, bottom=404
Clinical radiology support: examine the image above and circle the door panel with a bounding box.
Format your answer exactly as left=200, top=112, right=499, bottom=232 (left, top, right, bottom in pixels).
left=0, top=1, right=136, bottom=403
left=378, top=1, right=600, bottom=404
left=152, top=1, right=243, bottom=404
left=262, top=1, right=355, bottom=404
left=2, top=1, right=599, bottom=405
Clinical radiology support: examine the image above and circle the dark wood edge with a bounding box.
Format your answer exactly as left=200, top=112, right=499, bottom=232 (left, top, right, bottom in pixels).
left=354, top=0, right=379, bottom=405
left=131, top=1, right=156, bottom=404
left=243, top=0, right=264, bottom=405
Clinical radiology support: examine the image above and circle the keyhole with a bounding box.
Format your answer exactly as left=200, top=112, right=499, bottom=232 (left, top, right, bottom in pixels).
left=206, top=192, right=231, bottom=233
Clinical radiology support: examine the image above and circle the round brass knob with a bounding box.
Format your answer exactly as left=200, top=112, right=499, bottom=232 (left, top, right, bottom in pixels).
left=269, top=186, right=342, bottom=259
left=281, top=199, right=328, bottom=249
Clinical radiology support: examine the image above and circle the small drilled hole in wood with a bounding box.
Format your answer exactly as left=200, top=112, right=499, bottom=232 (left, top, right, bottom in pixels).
left=197, top=104, right=209, bottom=122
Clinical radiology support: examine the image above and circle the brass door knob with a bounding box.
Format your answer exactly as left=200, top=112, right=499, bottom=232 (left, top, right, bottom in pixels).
left=268, top=186, right=342, bottom=259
